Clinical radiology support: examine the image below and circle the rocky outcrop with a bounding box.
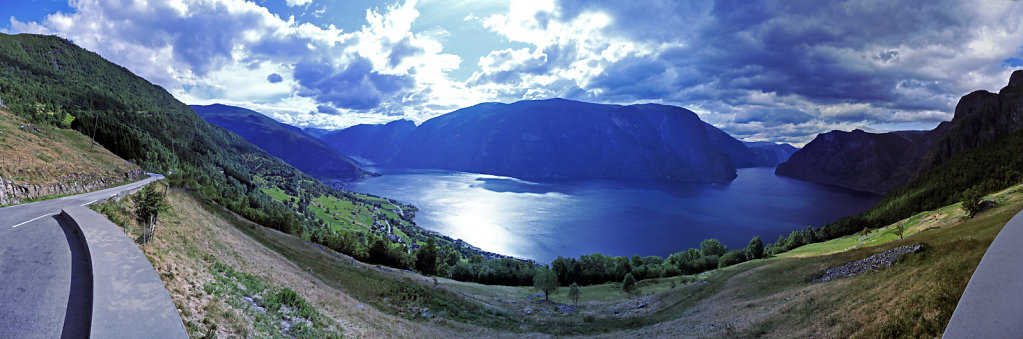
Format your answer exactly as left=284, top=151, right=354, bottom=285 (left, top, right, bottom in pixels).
left=0, top=169, right=144, bottom=206
left=778, top=70, right=1023, bottom=194
left=813, top=244, right=923, bottom=283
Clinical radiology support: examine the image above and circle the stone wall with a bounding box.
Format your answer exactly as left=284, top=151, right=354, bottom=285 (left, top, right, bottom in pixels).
left=0, top=169, right=145, bottom=206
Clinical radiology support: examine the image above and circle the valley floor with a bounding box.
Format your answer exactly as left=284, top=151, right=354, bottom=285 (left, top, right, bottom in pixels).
left=107, top=183, right=1023, bottom=338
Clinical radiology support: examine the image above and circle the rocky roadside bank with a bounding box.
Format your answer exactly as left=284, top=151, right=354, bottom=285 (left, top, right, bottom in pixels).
left=813, top=244, right=923, bottom=283
left=0, top=169, right=145, bottom=206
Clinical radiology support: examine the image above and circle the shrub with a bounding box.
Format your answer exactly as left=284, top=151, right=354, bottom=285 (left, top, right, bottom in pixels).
left=718, top=250, right=748, bottom=268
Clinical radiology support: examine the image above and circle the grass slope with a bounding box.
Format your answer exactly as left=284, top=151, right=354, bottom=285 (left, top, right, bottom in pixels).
left=0, top=107, right=139, bottom=204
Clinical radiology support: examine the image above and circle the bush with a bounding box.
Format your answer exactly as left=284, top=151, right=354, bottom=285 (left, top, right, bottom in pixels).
left=718, top=250, right=748, bottom=268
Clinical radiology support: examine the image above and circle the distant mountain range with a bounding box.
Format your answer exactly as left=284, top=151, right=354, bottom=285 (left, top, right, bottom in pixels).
left=777, top=70, right=1023, bottom=194
left=318, top=98, right=798, bottom=183
left=190, top=104, right=370, bottom=181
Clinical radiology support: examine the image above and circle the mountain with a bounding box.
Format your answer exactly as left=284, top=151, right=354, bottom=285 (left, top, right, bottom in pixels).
left=319, top=119, right=416, bottom=164
left=775, top=130, right=925, bottom=193
left=378, top=99, right=739, bottom=183
left=190, top=104, right=369, bottom=180
left=744, top=142, right=799, bottom=166
left=302, top=127, right=333, bottom=138
left=703, top=122, right=762, bottom=168
left=777, top=70, right=1023, bottom=194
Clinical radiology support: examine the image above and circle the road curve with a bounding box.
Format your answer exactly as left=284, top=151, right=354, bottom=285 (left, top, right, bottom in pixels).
left=0, top=173, right=163, bottom=338
left=944, top=208, right=1023, bottom=338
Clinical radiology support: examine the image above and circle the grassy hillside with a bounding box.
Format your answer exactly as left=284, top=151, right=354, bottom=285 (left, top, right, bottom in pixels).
left=0, top=107, right=137, bottom=184
left=0, top=106, right=141, bottom=205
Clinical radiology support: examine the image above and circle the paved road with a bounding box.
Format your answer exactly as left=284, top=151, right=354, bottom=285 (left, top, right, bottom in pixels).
left=944, top=208, right=1023, bottom=338
left=0, top=174, right=163, bottom=338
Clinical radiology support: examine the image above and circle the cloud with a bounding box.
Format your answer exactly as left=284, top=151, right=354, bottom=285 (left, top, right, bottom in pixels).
left=317, top=104, right=340, bottom=114
left=7, top=0, right=1023, bottom=143
left=285, top=0, right=313, bottom=7
left=294, top=56, right=414, bottom=111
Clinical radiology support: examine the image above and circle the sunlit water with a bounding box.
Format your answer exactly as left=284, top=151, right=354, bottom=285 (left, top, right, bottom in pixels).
left=348, top=167, right=881, bottom=262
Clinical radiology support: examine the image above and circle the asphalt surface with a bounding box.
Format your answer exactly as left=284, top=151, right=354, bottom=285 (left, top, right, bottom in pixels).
left=944, top=208, right=1023, bottom=338
left=0, top=174, right=163, bottom=338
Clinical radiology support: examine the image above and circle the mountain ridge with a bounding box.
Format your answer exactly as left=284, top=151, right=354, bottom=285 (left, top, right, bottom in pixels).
left=190, top=103, right=370, bottom=181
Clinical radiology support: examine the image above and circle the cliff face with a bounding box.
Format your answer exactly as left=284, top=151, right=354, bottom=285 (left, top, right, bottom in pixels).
left=777, top=70, right=1023, bottom=194
left=0, top=169, right=144, bottom=206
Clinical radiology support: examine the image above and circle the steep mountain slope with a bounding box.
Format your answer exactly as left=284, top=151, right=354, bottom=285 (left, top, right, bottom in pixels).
left=386, top=99, right=738, bottom=183
left=703, top=122, right=762, bottom=168
left=190, top=104, right=368, bottom=180
left=777, top=70, right=1023, bottom=194
left=319, top=119, right=415, bottom=163
left=744, top=141, right=799, bottom=166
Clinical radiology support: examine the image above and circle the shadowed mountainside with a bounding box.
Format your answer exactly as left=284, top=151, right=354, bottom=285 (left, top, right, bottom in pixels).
left=190, top=104, right=369, bottom=180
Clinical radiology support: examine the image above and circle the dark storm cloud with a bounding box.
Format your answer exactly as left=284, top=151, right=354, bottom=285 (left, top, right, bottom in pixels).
left=294, top=56, right=415, bottom=111
left=267, top=73, right=283, bottom=83
left=543, top=0, right=1017, bottom=131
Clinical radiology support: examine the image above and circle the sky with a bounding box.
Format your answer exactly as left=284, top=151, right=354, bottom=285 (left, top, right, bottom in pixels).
left=5, top=0, right=1023, bottom=145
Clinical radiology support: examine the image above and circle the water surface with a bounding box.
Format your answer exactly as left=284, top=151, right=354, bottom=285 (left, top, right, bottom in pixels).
left=348, top=167, right=880, bottom=262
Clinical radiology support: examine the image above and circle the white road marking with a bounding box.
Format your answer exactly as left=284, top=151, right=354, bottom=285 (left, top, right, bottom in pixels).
left=81, top=199, right=98, bottom=206
left=12, top=213, right=53, bottom=228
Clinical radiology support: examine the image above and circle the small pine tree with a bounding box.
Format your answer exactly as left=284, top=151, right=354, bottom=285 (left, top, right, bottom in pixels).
left=568, top=282, right=581, bottom=305
left=622, top=273, right=637, bottom=299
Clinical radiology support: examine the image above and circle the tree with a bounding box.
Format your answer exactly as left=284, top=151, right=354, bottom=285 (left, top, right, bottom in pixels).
left=746, top=236, right=764, bottom=260
left=415, top=238, right=438, bottom=276
left=132, top=184, right=169, bottom=244
left=533, top=266, right=559, bottom=300
left=962, top=187, right=984, bottom=217
left=622, top=273, right=637, bottom=299
left=444, top=250, right=460, bottom=267
left=893, top=223, right=906, bottom=240
left=700, top=238, right=727, bottom=257
left=568, top=282, right=581, bottom=305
